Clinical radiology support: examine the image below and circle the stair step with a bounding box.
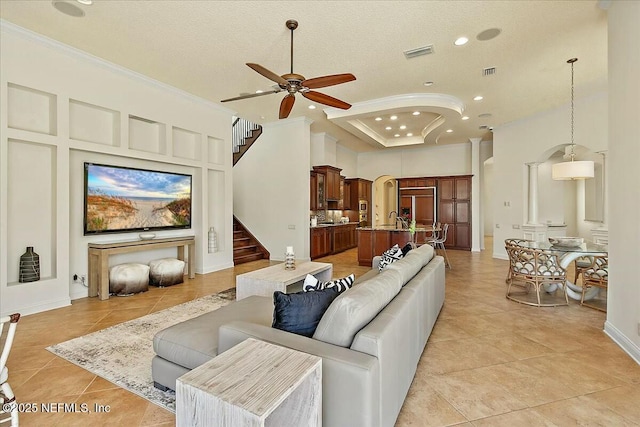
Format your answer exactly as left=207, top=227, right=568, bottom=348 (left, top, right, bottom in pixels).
left=234, top=252, right=265, bottom=265
left=233, top=245, right=258, bottom=256
left=233, top=237, right=251, bottom=248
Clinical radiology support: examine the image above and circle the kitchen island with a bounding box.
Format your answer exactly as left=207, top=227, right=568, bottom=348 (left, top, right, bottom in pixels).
left=310, top=222, right=359, bottom=259
left=357, top=226, right=431, bottom=266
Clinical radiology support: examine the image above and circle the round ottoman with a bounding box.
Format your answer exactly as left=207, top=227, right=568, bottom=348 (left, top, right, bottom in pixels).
left=149, top=258, right=186, bottom=287
left=109, top=263, right=150, bottom=296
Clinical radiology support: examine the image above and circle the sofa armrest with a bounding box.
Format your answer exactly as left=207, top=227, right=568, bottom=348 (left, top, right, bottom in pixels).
left=372, top=256, right=382, bottom=270
left=219, top=321, right=381, bottom=427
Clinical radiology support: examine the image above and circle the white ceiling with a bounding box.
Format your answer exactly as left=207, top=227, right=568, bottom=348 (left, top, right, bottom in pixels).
left=0, top=0, right=608, bottom=152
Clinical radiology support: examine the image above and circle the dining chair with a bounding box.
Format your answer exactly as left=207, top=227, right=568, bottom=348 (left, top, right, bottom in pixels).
left=0, top=313, right=20, bottom=427
left=580, top=255, right=608, bottom=312
left=504, top=240, right=568, bottom=307
left=574, top=256, right=592, bottom=284
left=428, top=223, right=451, bottom=269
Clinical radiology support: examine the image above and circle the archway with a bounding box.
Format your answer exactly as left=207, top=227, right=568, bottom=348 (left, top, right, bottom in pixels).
left=373, top=175, right=397, bottom=227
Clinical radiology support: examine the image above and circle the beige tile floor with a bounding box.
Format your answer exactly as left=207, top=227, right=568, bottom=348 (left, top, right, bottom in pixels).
left=3, top=238, right=639, bottom=426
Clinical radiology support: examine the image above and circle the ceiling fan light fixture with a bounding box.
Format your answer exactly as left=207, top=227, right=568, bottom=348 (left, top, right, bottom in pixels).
left=552, top=58, right=594, bottom=180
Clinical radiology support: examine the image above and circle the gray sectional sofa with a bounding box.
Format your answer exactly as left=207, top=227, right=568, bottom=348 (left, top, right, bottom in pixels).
left=152, top=243, right=445, bottom=427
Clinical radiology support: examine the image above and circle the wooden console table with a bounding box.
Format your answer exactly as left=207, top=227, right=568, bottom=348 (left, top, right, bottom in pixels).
left=88, top=236, right=195, bottom=300
left=176, top=338, right=321, bottom=427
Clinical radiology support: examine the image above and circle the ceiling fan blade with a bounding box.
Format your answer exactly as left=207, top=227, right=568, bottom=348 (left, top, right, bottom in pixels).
left=302, top=73, right=356, bottom=89
left=247, top=63, right=288, bottom=86
left=279, top=94, right=296, bottom=119
left=302, top=90, right=351, bottom=110
left=221, top=89, right=281, bottom=103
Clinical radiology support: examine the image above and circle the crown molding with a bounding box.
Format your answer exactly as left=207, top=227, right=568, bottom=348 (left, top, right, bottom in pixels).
left=0, top=19, right=235, bottom=116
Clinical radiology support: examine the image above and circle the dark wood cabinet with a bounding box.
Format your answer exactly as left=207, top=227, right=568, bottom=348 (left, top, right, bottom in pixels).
left=316, top=172, right=326, bottom=210
left=437, top=175, right=471, bottom=250
left=357, top=228, right=410, bottom=266
left=313, top=165, right=341, bottom=201
left=310, top=227, right=332, bottom=259
left=310, top=172, right=317, bottom=210
left=343, top=179, right=352, bottom=210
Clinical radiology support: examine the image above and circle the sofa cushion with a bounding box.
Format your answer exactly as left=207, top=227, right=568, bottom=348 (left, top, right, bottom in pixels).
left=353, top=268, right=379, bottom=285
left=385, top=244, right=434, bottom=286
left=272, top=287, right=341, bottom=337
left=152, top=295, right=273, bottom=370
left=303, top=273, right=355, bottom=292
left=313, top=269, right=403, bottom=347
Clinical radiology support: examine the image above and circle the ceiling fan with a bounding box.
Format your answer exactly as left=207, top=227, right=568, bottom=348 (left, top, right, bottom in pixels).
left=221, top=19, right=356, bottom=119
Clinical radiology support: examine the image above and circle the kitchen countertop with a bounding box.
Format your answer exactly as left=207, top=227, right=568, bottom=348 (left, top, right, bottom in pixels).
left=310, top=222, right=359, bottom=228
left=357, top=225, right=429, bottom=232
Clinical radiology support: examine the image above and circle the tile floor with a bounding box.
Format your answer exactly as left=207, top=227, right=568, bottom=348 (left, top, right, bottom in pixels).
left=3, top=239, right=639, bottom=426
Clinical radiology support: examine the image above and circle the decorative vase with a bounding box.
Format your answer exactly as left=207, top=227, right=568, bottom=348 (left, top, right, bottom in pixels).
left=284, top=246, right=295, bottom=270
left=208, top=227, right=217, bottom=253
left=19, top=246, right=40, bottom=283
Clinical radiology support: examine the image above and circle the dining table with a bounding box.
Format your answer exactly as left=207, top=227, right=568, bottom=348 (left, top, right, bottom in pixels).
left=514, top=240, right=608, bottom=301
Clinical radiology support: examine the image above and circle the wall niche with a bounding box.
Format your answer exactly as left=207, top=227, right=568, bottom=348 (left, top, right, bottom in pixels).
left=7, top=83, right=57, bottom=136
left=69, top=99, right=121, bottom=146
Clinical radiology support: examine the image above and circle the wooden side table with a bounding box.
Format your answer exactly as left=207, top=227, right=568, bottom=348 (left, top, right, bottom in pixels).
left=176, top=338, right=322, bottom=427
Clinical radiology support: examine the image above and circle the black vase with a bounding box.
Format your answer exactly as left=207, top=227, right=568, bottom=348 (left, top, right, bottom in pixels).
left=19, top=246, right=40, bottom=283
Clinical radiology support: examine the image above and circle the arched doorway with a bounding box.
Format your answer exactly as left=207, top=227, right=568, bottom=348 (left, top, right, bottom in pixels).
left=373, top=175, right=397, bottom=227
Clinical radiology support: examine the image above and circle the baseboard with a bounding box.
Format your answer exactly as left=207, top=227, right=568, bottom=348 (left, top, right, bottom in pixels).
left=70, top=289, right=89, bottom=300
left=493, top=252, right=508, bottom=260
left=604, top=320, right=640, bottom=365
left=199, top=261, right=234, bottom=275
left=1, top=296, right=71, bottom=317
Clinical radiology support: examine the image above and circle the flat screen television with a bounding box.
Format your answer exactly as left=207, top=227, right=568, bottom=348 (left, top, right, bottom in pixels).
left=84, top=162, right=192, bottom=235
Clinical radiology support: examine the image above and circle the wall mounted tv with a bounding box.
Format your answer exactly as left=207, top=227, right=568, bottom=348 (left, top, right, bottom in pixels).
left=84, top=163, right=192, bottom=235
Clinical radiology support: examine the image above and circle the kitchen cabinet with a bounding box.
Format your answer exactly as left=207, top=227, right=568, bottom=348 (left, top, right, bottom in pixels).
left=313, top=165, right=341, bottom=201
left=310, top=172, right=317, bottom=210
left=343, top=179, right=352, bottom=210
left=357, top=228, right=411, bottom=266
left=310, top=227, right=332, bottom=259
left=438, top=175, right=471, bottom=250
left=316, top=172, right=326, bottom=210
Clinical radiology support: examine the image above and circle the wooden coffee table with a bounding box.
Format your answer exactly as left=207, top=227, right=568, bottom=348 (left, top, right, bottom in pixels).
left=235, top=261, right=332, bottom=300
left=176, top=338, right=322, bottom=427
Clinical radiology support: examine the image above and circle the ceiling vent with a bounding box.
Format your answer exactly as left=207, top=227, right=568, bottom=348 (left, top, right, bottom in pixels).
left=479, top=125, right=489, bottom=130
left=404, top=45, right=434, bottom=59
left=483, top=67, right=497, bottom=76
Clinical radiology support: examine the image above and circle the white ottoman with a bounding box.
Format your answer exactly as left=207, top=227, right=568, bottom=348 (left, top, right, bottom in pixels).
left=149, top=258, right=186, bottom=287
left=109, top=263, right=150, bottom=296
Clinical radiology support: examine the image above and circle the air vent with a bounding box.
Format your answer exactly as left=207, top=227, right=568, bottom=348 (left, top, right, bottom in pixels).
left=483, top=67, right=497, bottom=76
left=404, top=45, right=434, bottom=59
left=479, top=125, right=489, bottom=130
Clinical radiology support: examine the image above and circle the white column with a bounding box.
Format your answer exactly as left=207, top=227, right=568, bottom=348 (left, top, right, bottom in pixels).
left=470, top=138, right=481, bottom=252
left=526, top=162, right=541, bottom=225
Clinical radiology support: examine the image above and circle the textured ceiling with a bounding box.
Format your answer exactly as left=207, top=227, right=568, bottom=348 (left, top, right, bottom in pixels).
left=0, top=0, right=608, bottom=152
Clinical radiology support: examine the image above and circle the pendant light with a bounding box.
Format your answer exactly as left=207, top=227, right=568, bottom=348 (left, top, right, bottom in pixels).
left=552, top=58, right=594, bottom=180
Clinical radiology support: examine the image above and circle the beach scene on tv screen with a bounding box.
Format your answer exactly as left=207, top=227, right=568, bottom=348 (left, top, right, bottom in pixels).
left=86, top=164, right=191, bottom=232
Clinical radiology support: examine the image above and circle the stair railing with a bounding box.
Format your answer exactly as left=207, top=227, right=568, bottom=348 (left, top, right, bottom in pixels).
left=232, top=117, right=261, bottom=154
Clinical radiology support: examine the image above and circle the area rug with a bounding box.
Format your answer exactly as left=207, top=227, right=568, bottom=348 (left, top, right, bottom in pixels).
left=46, top=288, right=236, bottom=413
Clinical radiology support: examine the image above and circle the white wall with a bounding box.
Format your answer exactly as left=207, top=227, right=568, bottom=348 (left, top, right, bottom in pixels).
left=0, top=23, right=234, bottom=316
left=483, top=159, right=494, bottom=236
left=336, top=144, right=358, bottom=178
left=605, top=0, right=640, bottom=363
left=491, top=91, right=608, bottom=258
left=310, top=132, right=337, bottom=167
left=234, top=118, right=312, bottom=261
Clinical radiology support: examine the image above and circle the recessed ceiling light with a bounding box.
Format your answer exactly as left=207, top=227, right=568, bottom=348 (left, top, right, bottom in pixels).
left=406, top=133, right=413, bottom=137
left=255, top=90, right=263, bottom=94
left=454, top=37, right=469, bottom=46
left=446, top=129, right=453, bottom=133
left=390, top=115, right=398, bottom=120
left=385, top=126, right=392, bottom=130
left=399, top=125, right=407, bottom=130
left=375, top=117, right=382, bottom=121
left=477, top=28, right=502, bottom=42
left=412, top=111, right=420, bottom=116
left=52, top=1, right=85, bottom=17
left=308, top=105, right=316, bottom=110
left=394, top=134, right=400, bottom=137
left=423, top=81, right=434, bottom=87
left=461, top=116, right=470, bottom=120
left=473, top=95, right=484, bottom=101
left=76, top=0, right=93, bottom=4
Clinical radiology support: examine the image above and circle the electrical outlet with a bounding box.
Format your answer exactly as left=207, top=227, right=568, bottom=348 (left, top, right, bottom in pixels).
left=513, top=224, right=520, bottom=229
left=496, top=224, right=500, bottom=229
left=288, top=225, right=296, bottom=230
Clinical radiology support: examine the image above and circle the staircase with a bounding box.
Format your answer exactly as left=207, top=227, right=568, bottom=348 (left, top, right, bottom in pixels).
left=232, top=117, right=263, bottom=166
left=233, top=216, right=269, bottom=265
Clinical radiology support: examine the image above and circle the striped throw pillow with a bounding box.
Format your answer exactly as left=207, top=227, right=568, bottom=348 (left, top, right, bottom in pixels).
left=378, top=244, right=404, bottom=271
left=303, top=273, right=355, bottom=293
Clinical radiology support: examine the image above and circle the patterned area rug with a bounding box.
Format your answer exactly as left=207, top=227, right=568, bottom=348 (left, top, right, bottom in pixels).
left=46, top=288, right=236, bottom=413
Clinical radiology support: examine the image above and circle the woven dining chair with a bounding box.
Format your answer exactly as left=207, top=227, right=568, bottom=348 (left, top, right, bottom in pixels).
left=0, top=313, right=20, bottom=427
left=580, top=255, right=608, bottom=312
